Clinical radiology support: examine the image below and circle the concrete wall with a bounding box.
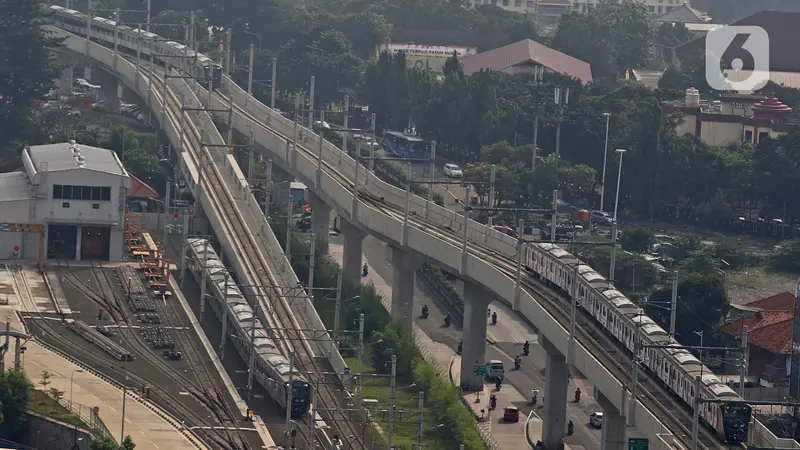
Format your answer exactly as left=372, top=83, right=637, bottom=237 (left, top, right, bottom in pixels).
left=33, top=169, right=126, bottom=226
left=19, top=411, right=92, bottom=450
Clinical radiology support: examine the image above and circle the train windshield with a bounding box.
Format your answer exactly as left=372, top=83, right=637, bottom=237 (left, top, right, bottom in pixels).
left=721, top=402, right=752, bottom=444
left=292, top=381, right=310, bottom=404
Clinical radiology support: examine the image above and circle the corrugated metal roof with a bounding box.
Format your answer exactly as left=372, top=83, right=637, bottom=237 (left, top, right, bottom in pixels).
left=27, top=142, right=125, bottom=175
left=0, top=172, right=31, bottom=202
left=462, top=39, right=593, bottom=85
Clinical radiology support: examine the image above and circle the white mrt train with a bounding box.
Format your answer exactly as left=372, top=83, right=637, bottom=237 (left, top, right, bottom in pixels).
left=186, top=238, right=310, bottom=417
left=46, top=5, right=221, bottom=88
left=524, top=243, right=751, bottom=444
left=44, top=3, right=752, bottom=443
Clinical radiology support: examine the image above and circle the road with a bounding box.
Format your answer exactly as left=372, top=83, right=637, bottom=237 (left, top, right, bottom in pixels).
left=356, top=233, right=605, bottom=449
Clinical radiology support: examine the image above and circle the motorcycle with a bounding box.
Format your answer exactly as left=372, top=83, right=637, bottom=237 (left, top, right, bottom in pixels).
left=531, top=390, right=538, bottom=406
left=421, top=306, right=429, bottom=319
left=567, top=421, right=574, bottom=436
left=457, top=341, right=463, bottom=355
left=574, top=388, right=581, bottom=403
left=362, top=264, right=369, bottom=277
left=490, top=394, right=497, bottom=410
left=514, top=357, right=521, bottom=370
left=444, top=315, right=451, bottom=327
left=495, top=378, right=502, bottom=391
left=523, top=342, right=530, bottom=356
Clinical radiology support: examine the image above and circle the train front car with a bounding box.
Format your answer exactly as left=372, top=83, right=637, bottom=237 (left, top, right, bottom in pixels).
left=720, top=401, right=752, bottom=444
left=204, top=64, right=223, bottom=91
left=290, top=379, right=311, bottom=417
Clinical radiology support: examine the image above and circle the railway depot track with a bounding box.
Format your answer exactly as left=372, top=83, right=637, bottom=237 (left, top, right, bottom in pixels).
left=36, top=262, right=252, bottom=449
left=213, top=87, right=728, bottom=449
left=143, top=64, right=355, bottom=449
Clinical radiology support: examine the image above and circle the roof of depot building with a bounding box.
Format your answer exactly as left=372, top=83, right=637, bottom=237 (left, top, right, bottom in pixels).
left=26, top=142, right=126, bottom=176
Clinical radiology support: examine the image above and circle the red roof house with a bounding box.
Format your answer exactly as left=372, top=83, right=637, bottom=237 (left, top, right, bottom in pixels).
left=720, top=292, right=794, bottom=383
left=461, top=39, right=593, bottom=85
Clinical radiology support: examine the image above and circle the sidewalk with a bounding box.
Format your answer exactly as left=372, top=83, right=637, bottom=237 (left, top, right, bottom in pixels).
left=329, top=239, right=528, bottom=449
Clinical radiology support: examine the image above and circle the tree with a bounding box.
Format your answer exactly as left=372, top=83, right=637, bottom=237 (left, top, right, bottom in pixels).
left=370, top=320, right=419, bottom=383
left=47, top=387, right=65, bottom=413
left=91, top=436, right=135, bottom=450
left=644, top=274, right=729, bottom=345
left=101, top=127, right=166, bottom=191
left=667, top=233, right=703, bottom=262
left=0, top=368, right=33, bottom=438
left=0, top=0, right=62, bottom=154
left=620, top=228, right=654, bottom=253
left=769, top=239, right=800, bottom=273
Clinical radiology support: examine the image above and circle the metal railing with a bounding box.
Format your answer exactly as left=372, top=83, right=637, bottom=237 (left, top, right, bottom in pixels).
left=44, top=391, right=115, bottom=442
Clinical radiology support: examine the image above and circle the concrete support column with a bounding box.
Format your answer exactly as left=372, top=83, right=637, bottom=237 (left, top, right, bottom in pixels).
left=307, top=191, right=331, bottom=255
left=459, top=290, right=491, bottom=391
left=83, top=65, right=92, bottom=84
left=75, top=225, right=82, bottom=261
left=390, top=247, right=422, bottom=329
left=59, top=65, right=74, bottom=96
left=541, top=336, right=569, bottom=450
left=103, top=80, right=121, bottom=113
left=340, top=218, right=366, bottom=286
left=14, top=337, right=21, bottom=368
left=594, top=390, right=625, bottom=450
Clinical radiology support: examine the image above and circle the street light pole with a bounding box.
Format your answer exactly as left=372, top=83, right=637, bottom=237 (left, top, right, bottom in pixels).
left=600, top=112, right=611, bottom=212
left=69, top=369, right=83, bottom=411
left=670, top=271, right=678, bottom=336
left=609, top=149, right=626, bottom=285
left=270, top=57, right=277, bottom=109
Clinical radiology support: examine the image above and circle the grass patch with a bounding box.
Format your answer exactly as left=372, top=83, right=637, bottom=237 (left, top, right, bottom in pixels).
left=344, top=356, right=445, bottom=449
left=28, top=390, right=85, bottom=427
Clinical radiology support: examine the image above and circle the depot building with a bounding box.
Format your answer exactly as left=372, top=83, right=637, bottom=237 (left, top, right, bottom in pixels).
left=0, top=141, right=130, bottom=262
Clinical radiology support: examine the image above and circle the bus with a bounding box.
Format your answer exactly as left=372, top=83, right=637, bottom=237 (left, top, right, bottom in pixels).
left=382, top=130, right=427, bottom=159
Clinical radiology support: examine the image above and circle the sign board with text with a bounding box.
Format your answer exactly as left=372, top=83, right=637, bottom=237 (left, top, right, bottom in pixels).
left=628, top=438, right=648, bottom=450
left=473, top=365, right=486, bottom=377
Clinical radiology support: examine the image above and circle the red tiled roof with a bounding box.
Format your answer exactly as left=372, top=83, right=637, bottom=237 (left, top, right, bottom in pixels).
left=128, top=174, right=159, bottom=199
left=720, top=292, right=795, bottom=355
left=462, top=39, right=593, bottom=85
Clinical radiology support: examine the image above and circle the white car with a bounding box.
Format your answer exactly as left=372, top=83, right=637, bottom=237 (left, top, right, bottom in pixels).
left=444, top=163, right=463, bottom=178
left=589, top=411, right=603, bottom=428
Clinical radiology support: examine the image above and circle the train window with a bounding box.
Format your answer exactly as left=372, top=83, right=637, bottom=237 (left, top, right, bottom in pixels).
left=92, top=203, right=100, bottom=209
left=62, top=202, right=70, bottom=208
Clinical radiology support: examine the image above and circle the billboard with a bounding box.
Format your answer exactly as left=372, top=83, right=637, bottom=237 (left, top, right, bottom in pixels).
left=378, top=43, right=478, bottom=72
left=791, top=277, right=800, bottom=403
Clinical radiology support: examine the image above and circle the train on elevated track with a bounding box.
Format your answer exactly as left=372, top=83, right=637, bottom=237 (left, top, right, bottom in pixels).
left=186, top=238, right=310, bottom=417
left=45, top=3, right=751, bottom=443
left=525, top=243, right=751, bottom=444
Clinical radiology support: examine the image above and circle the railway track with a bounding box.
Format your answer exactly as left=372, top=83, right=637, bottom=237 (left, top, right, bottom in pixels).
left=210, top=86, right=729, bottom=449
left=51, top=261, right=251, bottom=449
left=142, top=65, right=342, bottom=448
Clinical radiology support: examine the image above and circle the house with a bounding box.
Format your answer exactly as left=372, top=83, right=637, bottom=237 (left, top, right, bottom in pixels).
left=719, top=292, right=794, bottom=387
left=461, top=39, right=593, bottom=85
left=656, top=2, right=711, bottom=23
left=126, top=174, right=160, bottom=213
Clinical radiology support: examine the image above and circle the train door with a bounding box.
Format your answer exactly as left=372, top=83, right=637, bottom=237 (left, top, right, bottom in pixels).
left=47, top=225, right=77, bottom=259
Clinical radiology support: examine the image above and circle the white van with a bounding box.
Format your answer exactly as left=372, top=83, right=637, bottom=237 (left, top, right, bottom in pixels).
left=485, top=360, right=505, bottom=380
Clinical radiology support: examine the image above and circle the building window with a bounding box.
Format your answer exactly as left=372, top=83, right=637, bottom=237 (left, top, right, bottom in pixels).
left=92, top=203, right=100, bottom=209
left=62, top=202, right=70, bottom=208
left=527, top=0, right=534, bottom=7
left=52, top=184, right=112, bottom=201
left=502, top=0, right=509, bottom=5
left=515, top=0, right=522, bottom=6
left=759, top=132, right=769, bottom=142
left=744, top=130, right=753, bottom=142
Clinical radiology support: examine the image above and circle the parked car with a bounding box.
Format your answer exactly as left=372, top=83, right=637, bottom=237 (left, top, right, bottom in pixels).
left=503, top=405, right=520, bottom=422
left=589, top=411, right=604, bottom=428
left=443, top=163, right=463, bottom=178
left=590, top=210, right=613, bottom=226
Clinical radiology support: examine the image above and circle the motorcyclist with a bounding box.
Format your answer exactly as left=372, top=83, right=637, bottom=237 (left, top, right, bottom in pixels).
left=495, top=377, right=502, bottom=391
left=490, top=394, right=497, bottom=410
left=514, top=355, right=521, bottom=369
left=567, top=420, right=574, bottom=435
left=491, top=311, right=497, bottom=325
left=421, top=304, right=429, bottom=318
left=574, top=387, right=581, bottom=402
left=523, top=340, right=530, bottom=355
left=531, top=389, right=538, bottom=405
left=444, top=313, right=451, bottom=327
left=362, top=263, right=369, bottom=276
left=457, top=340, right=463, bottom=354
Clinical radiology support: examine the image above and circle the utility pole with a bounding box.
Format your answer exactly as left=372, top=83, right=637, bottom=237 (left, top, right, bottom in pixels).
left=670, top=271, right=678, bottom=336
left=332, top=269, right=343, bottom=356
left=550, top=189, right=558, bottom=242
left=247, top=127, right=255, bottom=183
left=307, top=375, right=317, bottom=450
left=355, top=313, right=365, bottom=405
left=628, top=319, right=641, bottom=427
left=489, top=164, right=497, bottom=210
left=120, top=385, right=127, bottom=447
left=284, top=351, right=294, bottom=448
left=247, top=44, right=254, bottom=98
left=342, top=95, right=350, bottom=155
left=219, top=272, right=230, bottom=361
left=145, top=0, right=151, bottom=32
left=200, top=240, right=209, bottom=320
left=308, top=234, right=316, bottom=296
left=600, top=112, right=611, bottom=212
left=179, top=212, right=190, bottom=289
left=426, top=141, right=436, bottom=220
left=369, top=113, right=377, bottom=174
left=247, top=299, right=257, bottom=402
left=316, top=110, right=325, bottom=186
left=416, top=391, right=425, bottom=450
left=388, top=354, right=397, bottom=450
left=270, top=57, right=277, bottom=109
left=513, top=219, right=524, bottom=310
left=285, top=194, right=293, bottom=272
left=265, top=159, right=273, bottom=217
left=609, top=149, right=626, bottom=285
left=692, top=375, right=701, bottom=450
left=308, top=76, right=316, bottom=127
left=224, top=28, right=232, bottom=76
left=740, top=325, right=749, bottom=398
left=162, top=180, right=171, bottom=250
left=553, top=87, right=569, bottom=171
left=568, top=263, right=578, bottom=365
